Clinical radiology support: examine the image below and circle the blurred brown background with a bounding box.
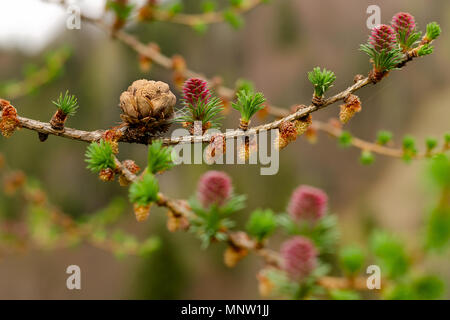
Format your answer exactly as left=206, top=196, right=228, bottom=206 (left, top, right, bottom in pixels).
left=0, top=0, right=449, bottom=299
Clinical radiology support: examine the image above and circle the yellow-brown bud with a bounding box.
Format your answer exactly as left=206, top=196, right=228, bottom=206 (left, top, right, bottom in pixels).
left=257, top=269, right=275, bottom=297
left=0, top=104, right=20, bottom=138
left=3, top=171, right=26, bottom=195
left=224, top=245, right=249, bottom=268
left=276, top=121, right=297, bottom=150
left=339, top=94, right=362, bottom=124
left=134, top=204, right=151, bottom=222
left=295, top=114, right=312, bottom=136
left=166, top=210, right=190, bottom=232
left=99, top=168, right=115, bottom=182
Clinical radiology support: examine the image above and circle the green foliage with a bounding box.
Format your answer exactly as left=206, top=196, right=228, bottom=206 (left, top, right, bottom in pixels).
left=223, top=10, right=243, bottom=29
left=229, top=0, right=244, bottom=7
left=360, top=150, right=375, bottom=166
left=329, top=289, right=360, bottom=300
left=202, top=1, right=216, bottom=13
left=168, top=1, right=183, bottom=15
left=426, top=22, right=441, bottom=41
left=265, top=269, right=300, bottom=298
left=246, top=209, right=277, bottom=242
left=27, top=205, right=61, bottom=247
left=377, top=130, right=393, bottom=145
left=107, top=0, right=134, bottom=20
left=147, top=140, right=175, bottom=174
left=338, top=131, right=353, bottom=148
left=402, top=135, right=417, bottom=163
left=88, top=197, right=127, bottom=226
left=138, top=237, right=161, bottom=257
left=232, top=90, right=266, bottom=122
left=418, top=44, right=434, bottom=57
left=129, top=172, right=159, bottom=206
left=385, top=275, right=444, bottom=300
left=411, top=275, right=444, bottom=300
left=178, top=96, right=224, bottom=129
left=189, top=195, right=246, bottom=248
left=0, top=46, right=72, bottom=99
left=277, top=214, right=339, bottom=254
left=426, top=137, right=438, bottom=152
left=339, top=245, right=365, bottom=275
left=428, top=154, right=450, bottom=189
left=370, top=231, right=410, bottom=279
left=308, top=67, right=336, bottom=98
left=360, top=45, right=404, bottom=72
left=425, top=207, right=450, bottom=252
left=398, top=30, right=422, bottom=50
left=52, top=90, right=79, bottom=116
left=445, top=132, right=450, bottom=145
left=192, top=21, right=208, bottom=34
left=235, top=78, right=255, bottom=94
left=85, top=140, right=116, bottom=173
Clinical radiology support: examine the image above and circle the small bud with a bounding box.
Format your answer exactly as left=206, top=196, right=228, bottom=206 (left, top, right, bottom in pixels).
left=134, top=203, right=151, bottom=222
left=295, top=114, right=312, bottom=136
left=312, top=94, right=324, bottom=106
left=3, top=171, right=26, bottom=195
left=118, top=175, right=130, bottom=187
left=99, top=168, right=115, bottom=182
left=360, top=150, right=375, bottom=166
left=287, top=185, right=328, bottom=222
left=239, top=118, right=250, bottom=131
left=339, top=94, right=362, bottom=124
left=238, top=138, right=258, bottom=162
left=138, top=4, right=155, bottom=21
left=138, top=43, right=159, bottom=71
left=122, top=159, right=141, bottom=174
left=221, top=97, right=232, bottom=115
left=25, top=188, right=47, bottom=206
left=281, top=236, right=318, bottom=279
left=172, top=54, right=187, bottom=72
left=102, top=129, right=122, bottom=154
left=0, top=99, right=10, bottom=110
left=49, top=109, right=67, bottom=131
left=328, top=118, right=342, bottom=130
left=197, top=171, right=233, bottom=208
left=166, top=210, right=189, bottom=232
left=0, top=104, right=20, bottom=138
left=305, top=126, right=318, bottom=144
left=224, top=245, right=248, bottom=268
left=257, top=269, right=275, bottom=297
left=173, top=71, right=186, bottom=90
left=257, top=105, right=269, bottom=120
left=276, top=121, right=297, bottom=149
left=205, top=134, right=226, bottom=163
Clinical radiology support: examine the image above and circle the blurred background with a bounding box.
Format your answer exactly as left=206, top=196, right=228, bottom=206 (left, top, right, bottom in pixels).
left=0, top=0, right=449, bottom=299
